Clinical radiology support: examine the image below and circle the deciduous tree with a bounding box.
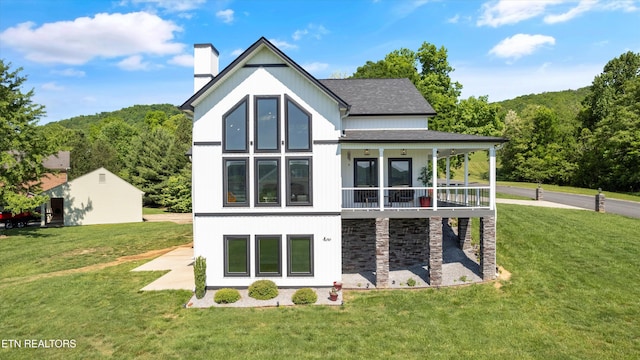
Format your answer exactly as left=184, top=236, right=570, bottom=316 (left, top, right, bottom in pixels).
left=0, top=60, right=55, bottom=213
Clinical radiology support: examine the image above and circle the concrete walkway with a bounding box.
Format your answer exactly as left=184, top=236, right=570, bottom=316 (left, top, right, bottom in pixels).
left=496, top=198, right=587, bottom=210
left=131, top=246, right=194, bottom=291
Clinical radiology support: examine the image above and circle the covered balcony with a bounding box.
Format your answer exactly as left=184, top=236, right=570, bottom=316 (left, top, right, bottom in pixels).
left=339, top=129, right=506, bottom=219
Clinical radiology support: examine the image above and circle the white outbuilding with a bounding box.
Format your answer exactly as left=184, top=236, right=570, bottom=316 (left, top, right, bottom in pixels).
left=42, top=167, right=144, bottom=226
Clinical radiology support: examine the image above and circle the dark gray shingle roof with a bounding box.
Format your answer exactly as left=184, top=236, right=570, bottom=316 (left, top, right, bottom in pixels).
left=319, top=78, right=436, bottom=116
left=341, top=130, right=507, bottom=143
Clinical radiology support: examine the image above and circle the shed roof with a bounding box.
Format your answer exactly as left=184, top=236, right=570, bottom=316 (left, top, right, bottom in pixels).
left=341, top=129, right=507, bottom=143
left=319, top=78, right=436, bottom=116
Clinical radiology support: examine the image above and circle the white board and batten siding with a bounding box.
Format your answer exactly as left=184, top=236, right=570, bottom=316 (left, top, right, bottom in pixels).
left=196, top=215, right=342, bottom=287
left=343, top=115, right=429, bottom=130
left=191, top=51, right=344, bottom=287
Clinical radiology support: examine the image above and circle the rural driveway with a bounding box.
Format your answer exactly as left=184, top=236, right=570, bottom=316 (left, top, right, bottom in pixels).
left=497, top=185, right=640, bottom=219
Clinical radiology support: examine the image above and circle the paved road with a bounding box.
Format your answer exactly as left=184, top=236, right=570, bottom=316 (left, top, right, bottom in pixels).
left=496, top=185, right=640, bottom=219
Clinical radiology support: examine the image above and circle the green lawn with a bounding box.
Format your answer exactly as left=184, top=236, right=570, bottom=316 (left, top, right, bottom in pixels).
left=451, top=152, right=640, bottom=202
left=1, top=208, right=639, bottom=359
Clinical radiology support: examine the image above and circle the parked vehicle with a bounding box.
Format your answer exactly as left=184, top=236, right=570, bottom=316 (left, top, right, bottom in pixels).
left=0, top=209, right=39, bottom=229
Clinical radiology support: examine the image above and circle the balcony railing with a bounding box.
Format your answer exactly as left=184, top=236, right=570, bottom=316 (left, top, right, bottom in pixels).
left=342, top=186, right=490, bottom=211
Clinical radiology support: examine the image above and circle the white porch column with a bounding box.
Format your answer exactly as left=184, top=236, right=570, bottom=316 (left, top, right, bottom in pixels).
left=464, top=153, right=469, bottom=205
left=432, top=148, right=438, bottom=211
left=378, top=148, right=384, bottom=210
left=489, top=146, right=496, bottom=210
left=445, top=156, right=451, bottom=202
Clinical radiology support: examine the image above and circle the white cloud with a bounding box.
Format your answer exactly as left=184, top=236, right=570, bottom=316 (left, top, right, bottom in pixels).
left=0, top=12, right=184, bottom=65
left=292, top=24, right=329, bottom=41
left=269, top=39, right=297, bottom=50
left=130, top=0, right=206, bottom=12
left=168, top=53, right=193, bottom=67
left=41, top=82, right=64, bottom=91
left=216, top=9, right=234, bottom=24
left=302, top=62, right=329, bottom=73
left=544, top=0, right=596, bottom=23
left=447, top=14, right=460, bottom=23
left=489, top=34, right=556, bottom=60
left=230, top=48, right=244, bottom=57
left=51, top=68, right=85, bottom=77
left=477, top=0, right=562, bottom=27
left=601, top=0, right=639, bottom=12
left=117, top=55, right=152, bottom=71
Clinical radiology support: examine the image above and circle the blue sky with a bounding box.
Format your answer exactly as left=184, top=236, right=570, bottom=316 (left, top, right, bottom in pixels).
left=1, top=0, right=638, bottom=124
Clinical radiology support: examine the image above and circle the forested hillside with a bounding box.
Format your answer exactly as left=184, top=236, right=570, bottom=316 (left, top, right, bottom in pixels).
left=41, top=104, right=192, bottom=212
left=351, top=42, right=639, bottom=193
left=495, top=87, right=589, bottom=123
left=56, top=104, right=182, bottom=132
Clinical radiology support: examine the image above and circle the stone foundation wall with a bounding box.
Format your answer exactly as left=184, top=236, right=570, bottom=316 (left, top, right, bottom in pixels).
left=389, top=218, right=429, bottom=270
left=341, top=219, right=376, bottom=273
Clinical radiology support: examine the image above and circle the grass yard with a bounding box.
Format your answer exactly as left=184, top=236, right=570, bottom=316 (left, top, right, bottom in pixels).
left=1, top=208, right=639, bottom=359
left=450, top=152, right=640, bottom=202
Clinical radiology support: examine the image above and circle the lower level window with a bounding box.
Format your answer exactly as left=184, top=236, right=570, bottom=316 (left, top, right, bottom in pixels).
left=224, top=236, right=249, bottom=276
left=288, top=235, right=313, bottom=276
left=256, top=236, right=281, bottom=276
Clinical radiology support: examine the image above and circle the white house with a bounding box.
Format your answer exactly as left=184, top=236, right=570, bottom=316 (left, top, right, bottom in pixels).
left=181, top=37, right=505, bottom=289
left=42, top=167, right=144, bottom=226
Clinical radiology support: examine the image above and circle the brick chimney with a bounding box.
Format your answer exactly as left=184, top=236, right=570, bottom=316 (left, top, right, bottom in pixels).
left=193, top=43, right=219, bottom=93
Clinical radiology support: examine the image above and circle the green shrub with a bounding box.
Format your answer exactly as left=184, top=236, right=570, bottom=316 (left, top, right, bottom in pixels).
left=214, top=288, right=241, bottom=304
left=248, top=280, right=278, bottom=300
left=194, top=256, right=206, bottom=299
left=292, top=288, right=317, bottom=305
left=406, top=277, right=416, bottom=287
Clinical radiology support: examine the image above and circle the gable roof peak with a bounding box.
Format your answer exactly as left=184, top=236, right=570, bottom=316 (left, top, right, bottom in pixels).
left=181, top=36, right=349, bottom=113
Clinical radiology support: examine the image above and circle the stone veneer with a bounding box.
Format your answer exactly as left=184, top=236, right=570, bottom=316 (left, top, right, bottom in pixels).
left=342, top=219, right=430, bottom=274
left=375, top=218, right=390, bottom=288
left=389, top=218, right=429, bottom=270
left=480, top=216, right=496, bottom=279
left=428, top=216, right=443, bottom=286
left=341, top=219, right=376, bottom=273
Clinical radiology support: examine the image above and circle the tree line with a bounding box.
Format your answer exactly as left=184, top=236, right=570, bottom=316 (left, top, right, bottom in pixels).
left=42, top=105, right=193, bottom=212
left=352, top=44, right=640, bottom=194
left=2, top=45, right=638, bottom=215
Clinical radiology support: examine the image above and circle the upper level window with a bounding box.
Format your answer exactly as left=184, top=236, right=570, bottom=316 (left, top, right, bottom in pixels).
left=255, top=96, right=280, bottom=152
left=223, top=96, right=248, bottom=153
left=388, top=158, right=412, bottom=186
left=255, top=158, right=280, bottom=206
left=224, top=158, right=248, bottom=207
left=285, top=96, right=311, bottom=151
left=286, top=157, right=312, bottom=206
